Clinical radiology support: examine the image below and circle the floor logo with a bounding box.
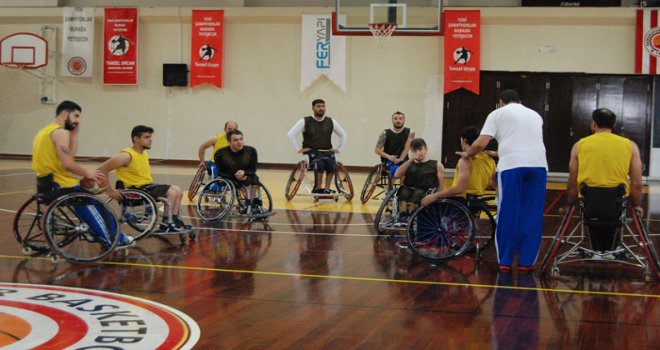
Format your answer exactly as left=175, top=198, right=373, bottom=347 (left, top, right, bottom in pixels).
left=0, top=283, right=200, bottom=349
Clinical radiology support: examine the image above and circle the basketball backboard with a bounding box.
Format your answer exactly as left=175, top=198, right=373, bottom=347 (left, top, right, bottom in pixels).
left=0, top=33, right=48, bottom=68
left=333, top=0, right=442, bottom=36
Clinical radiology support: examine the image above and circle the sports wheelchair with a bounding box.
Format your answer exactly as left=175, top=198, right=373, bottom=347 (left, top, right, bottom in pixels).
left=196, top=176, right=274, bottom=222
left=285, top=155, right=354, bottom=202
left=539, top=185, right=660, bottom=281
left=360, top=161, right=402, bottom=204
left=14, top=190, right=121, bottom=263
left=107, top=181, right=196, bottom=244
left=374, top=187, right=497, bottom=262
left=188, top=161, right=216, bottom=202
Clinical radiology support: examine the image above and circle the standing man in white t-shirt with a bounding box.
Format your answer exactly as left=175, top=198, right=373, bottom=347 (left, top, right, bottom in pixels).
left=458, top=89, right=547, bottom=273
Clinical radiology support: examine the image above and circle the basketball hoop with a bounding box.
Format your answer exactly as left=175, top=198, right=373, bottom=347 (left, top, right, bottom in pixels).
left=368, top=23, right=397, bottom=48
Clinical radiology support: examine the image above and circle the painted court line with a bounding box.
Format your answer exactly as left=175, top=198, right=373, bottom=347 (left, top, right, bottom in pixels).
left=0, top=254, right=657, bottom=300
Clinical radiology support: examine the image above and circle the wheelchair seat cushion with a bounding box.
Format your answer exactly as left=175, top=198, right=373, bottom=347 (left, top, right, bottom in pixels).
left=580, top=184, right=626, bottom=225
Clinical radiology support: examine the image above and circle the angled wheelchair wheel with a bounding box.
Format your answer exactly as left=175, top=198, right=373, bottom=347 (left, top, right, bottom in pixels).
left=257, top=181, right=273, bottom=214
left=285, top=161, right=306, bottom=200
left=13, top=195, right=49, bottom=253
left=407, top=199, right=474, bottom=262
left=187, top=163, right=208, bottom=202
left=374, top=189, right=398, bottom=235
left=116, top=189, right=158, bottom=240
left=335, top=162, right=354, bottom=201
left=197, top=178, right=235, bottom=221
left=632, top=210, right=660, bottom=278
left=42, top=193, right=120, bottom=263
left=360, top=164, right=383, bottom=204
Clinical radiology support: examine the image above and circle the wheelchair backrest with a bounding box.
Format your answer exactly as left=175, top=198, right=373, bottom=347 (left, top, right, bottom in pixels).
left=579, top=184, right=626, bottom=224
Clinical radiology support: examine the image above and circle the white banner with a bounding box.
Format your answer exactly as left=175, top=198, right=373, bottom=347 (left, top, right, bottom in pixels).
left=300, top=14, right=346, bottom=92
left=61, top=7, right=94, bottom=77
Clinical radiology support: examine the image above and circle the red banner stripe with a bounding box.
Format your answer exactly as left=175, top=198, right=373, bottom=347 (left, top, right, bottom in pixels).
left=636, top=9, right=643, bottom=74
left=103, top=8, right=138, bottom=85
left=190, top=10, right=224, bottom=88
left=443, top=10, right=480, bottom=95
left=651, top=10, right=657, bottom=75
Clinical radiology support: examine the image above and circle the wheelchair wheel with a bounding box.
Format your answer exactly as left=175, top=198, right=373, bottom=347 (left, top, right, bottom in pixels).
left=285, top=161, right=306, bottom=200
left=335, top=162, right=354, bottom=201
left=116, top=189, right=158, bottom=240
left=235, top=181, right=273, bottom=218
left=374, top=189, right=398, bottom=234
left=470, top=205, right=496, bottom=253
left=42, top=193, right=120, bottom=263
left=632, top=210, right=660, bottom=277
left=360, top=164, right=383, bottom=204
left=407, top=199, right=474, bottom=262
left=187, top=163, right=207, bottom=202
left=13, top=195, right=49, bottom=253
left=197, top=178, right=235, bottom=221
left=257, top=181, right=273, bottom=214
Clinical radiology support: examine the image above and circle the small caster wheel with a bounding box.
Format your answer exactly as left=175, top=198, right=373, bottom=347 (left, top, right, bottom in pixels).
left=189, top=232, right=197, bottom=240
left=179, top=235, right=186, bottom=245
left=334, top=196, right=339, bottom=202
left=551, top=267, right=560, bottom=278
left=313, top=196, right=319, bottom=203
left=50, top=254, right=60, bottom=263
left=22, top=246, right=32, bottom=255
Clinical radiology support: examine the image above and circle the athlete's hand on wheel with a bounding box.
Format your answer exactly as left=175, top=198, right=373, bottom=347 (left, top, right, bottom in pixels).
left=298, top=147, right=311, bottom=154
left=107, top=188, right=123, bottom=201
left=331, top=148, right=339, bottom=154
left=420, top=195, right=436, bottom=207
left=634, top=206, right=645, bottom=217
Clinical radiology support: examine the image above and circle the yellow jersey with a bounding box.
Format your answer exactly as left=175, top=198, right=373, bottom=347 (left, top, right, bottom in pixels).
left=451, top=152, right=496, bottom=197
left=115, top=147, right=153, bottom=188
left=32, top=123, right=78, bottom=188
left=577, top=132, right=632, bottom=194
left=211, top=133, right=229, bottom=161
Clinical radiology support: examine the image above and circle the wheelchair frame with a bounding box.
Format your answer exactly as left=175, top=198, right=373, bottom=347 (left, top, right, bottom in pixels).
left=284, top=158, right=354, bottom=202
left=14, top=191, right=121, bottom=263
left=197, top=176, right=273, bottom=222
left=540, top=203, right=660, bottom=281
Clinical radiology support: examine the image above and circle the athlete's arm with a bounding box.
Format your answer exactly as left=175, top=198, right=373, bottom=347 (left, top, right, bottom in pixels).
left=421, top=159, right=468, bottom=207
left=332, top=119, right=347, bottom=153
left=394, top=158, right=413, bottom=179
left=198, top=137, right=215, bottom=164
left=287, top=119, right=305, bottom=152
left=629, top=141, right=644, bottom=216
left=51, top=129, right=95, bottom=179
left=374, top=131, right=395, bottom=161
left=97, top=152, right=132, bottom=200
left=396, top=130, right=415, bottom=163
left=565, top=142, right=579, bottom=207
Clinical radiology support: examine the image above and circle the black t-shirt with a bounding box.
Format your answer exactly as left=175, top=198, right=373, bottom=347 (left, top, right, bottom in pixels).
left=302, top=116, right=333, bottom=150
left=214, top=146, right=258, bottom=178
left=403, top=160, right=439, bottom=190
left=381, top=127, right=410, bottom=163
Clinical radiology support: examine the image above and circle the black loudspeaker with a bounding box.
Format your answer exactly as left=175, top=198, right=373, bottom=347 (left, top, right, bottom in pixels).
left=163, top=64, right=188, bottom=87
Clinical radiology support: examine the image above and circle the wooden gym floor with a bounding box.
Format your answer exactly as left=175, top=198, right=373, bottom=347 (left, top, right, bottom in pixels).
left=0, top=159, right=659, bottom=349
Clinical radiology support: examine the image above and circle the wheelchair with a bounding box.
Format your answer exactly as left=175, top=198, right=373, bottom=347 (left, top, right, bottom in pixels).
left=196, top=176, right=274, bottom=222
left=360, top=161, right=402, bottom=204
left=108, top=181, right=195, bottom=244
left=285, top=155, right=354, bottom=202
left=539, top=185, right=660, bottom=281
left=374, top=187, right=497, bottom=262
left=14, top=191, right=121, bottom=263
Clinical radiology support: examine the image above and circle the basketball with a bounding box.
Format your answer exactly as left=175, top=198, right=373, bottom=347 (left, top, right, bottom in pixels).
left=79, top=178, right=102, bottom=194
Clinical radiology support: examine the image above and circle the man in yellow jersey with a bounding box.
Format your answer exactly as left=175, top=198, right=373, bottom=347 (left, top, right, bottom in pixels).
left=32, top=100, right=134, bottom=248
left=420, top=127, right=496, bottom=207
left=98, top=125, right=190, bottom=233
left=565, top=108, right=643, bottom=253
left=197, top=120, right=238, bottom=178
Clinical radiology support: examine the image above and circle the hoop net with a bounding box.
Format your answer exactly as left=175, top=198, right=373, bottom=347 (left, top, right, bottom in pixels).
left=368, top=23, right=397, bottom=48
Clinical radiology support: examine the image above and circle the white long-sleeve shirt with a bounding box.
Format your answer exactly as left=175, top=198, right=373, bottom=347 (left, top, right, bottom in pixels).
left=287, top=116, right=348, bottom=152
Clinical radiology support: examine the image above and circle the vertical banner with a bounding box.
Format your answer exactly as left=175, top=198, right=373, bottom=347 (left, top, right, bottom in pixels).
left=190, top=10, right=224, bottom=88
left=103, top=8, right=138, bottom=85
left=444, top=10, right=480, bottom=95
left=61, top=7, right=94, bottom=77
left=300, top=14, right=346, bottom=92
left=636, top=9, right=660, bottom=74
